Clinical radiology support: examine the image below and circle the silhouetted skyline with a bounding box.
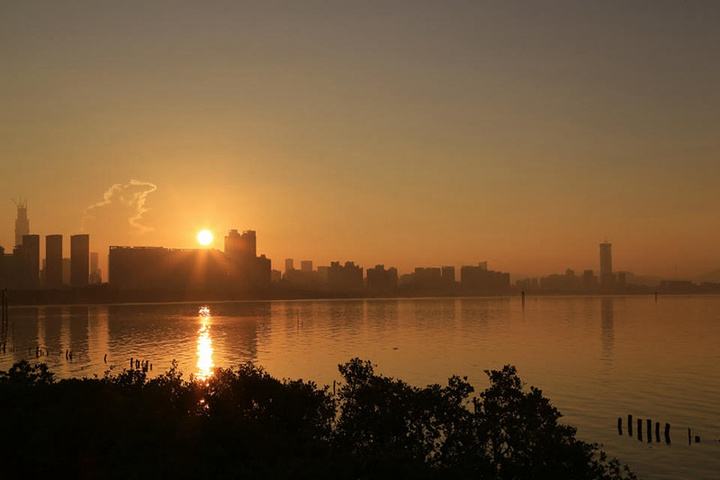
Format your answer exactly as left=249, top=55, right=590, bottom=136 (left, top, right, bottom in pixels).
left=2, top=2, right=720, bottom=279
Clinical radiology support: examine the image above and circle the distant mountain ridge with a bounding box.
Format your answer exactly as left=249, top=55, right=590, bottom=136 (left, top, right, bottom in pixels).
left=695, top=268, right=720, bottom=284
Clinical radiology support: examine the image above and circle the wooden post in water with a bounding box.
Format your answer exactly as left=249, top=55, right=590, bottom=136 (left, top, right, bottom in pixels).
left=665, top=423, right=671, bottom=445
left=688, top=428, right=692, bottom=445
left=637, top=419, right=643, bottom=442
left=617, top=417, right=623, bottom=435
left=628, top=415, right=633, bottom=437
left=0, top=289, right=7, bottom=348
left=647, top=419, right=652, bottom=443
left=655, top=422, right=660, bottom=443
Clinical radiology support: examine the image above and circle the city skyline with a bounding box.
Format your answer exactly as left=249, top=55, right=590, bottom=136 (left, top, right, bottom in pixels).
left=2, top=2, right=719, bottom=279
left=2, top=200, right=719, bottom=283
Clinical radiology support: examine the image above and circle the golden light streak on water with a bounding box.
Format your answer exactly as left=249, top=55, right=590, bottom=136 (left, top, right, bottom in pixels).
left=196, top=306, right=214, bottom=380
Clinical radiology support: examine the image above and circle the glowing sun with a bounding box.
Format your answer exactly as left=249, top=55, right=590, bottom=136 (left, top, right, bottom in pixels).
left=197, top=229, right=214, bottom=246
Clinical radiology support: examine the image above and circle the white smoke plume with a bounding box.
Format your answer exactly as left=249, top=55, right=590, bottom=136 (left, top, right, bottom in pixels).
left=82, top=180, right=158, bottom=233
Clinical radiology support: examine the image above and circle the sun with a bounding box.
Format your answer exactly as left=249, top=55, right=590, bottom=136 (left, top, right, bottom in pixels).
left=197, top=229, right=214, bottom=246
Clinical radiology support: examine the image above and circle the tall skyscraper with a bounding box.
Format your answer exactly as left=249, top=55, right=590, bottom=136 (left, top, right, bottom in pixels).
left=46, top=234, right=63, bottom=288
left=70, top=234, right=90, bottom=287
left=21, top=234, right=40, bottom=286
left=599, top=242, right=613, bottom=287
left=14, top=198, right=29, bottom=247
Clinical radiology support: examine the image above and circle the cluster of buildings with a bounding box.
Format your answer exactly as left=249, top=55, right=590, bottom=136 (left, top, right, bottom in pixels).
left=4, top=202, right=717, bottom=299
left=0, top=200, right=100, bottom=290
left=515, top=242, right=624, bottom=293
left=276, top=259, right=510, bottom=295
left=108, top=229, right=271, bottom=293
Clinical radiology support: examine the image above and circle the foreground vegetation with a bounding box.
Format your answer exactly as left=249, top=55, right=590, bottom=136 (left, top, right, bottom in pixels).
left=0, top=359, right=636, bottom=479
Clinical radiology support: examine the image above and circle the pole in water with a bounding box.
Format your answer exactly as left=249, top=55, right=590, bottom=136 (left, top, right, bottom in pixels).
left=664, top=423, right=671, bottom=445
left=655, top=422, right=660, bottom=443
left=637, top=419, right=643, bottom=442
left=628, top=415, right=633, bottom=437
left=617, top=417, right=623, bottom=435
left=521, top=291, right=525, bottom=308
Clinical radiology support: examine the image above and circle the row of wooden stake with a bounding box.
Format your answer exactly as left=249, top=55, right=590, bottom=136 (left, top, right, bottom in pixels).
left=619, top=415, right=702, bottom=445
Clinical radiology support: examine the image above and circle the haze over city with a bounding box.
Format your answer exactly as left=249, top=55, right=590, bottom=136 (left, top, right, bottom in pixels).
left=2, top=1, right=719, bottom=279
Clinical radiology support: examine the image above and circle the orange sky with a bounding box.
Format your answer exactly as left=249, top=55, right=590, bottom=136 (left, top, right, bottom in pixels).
left=1, top=1, right=719, bottom=279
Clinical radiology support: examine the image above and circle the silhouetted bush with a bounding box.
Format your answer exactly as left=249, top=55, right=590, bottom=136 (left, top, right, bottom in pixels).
left=0, top=359, right=636, bottom=479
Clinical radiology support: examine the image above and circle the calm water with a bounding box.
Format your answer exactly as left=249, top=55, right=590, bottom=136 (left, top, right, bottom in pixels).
left=1, top=296, right=719, bottom=479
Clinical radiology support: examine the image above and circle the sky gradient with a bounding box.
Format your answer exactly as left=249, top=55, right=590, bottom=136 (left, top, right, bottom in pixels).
left=2, top=1, right=719, bottom=279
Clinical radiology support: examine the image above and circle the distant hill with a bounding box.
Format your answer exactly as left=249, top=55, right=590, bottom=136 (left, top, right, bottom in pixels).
left=695, top=269, right=720, bottom=284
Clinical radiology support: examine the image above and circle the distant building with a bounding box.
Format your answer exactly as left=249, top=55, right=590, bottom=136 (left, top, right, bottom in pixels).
left=14, top=199, right=29, bottom=247
left=327, top=261, right=363, bottom=291
left=414, top=267, right=442, bottom=286
left=224, top=229, right=270, bottom=289
left=224, top=229, right=256, bottom=262
left=109, top=246, right=229, bottom=291
left=600, top=242, right=613, bottom=287
left=301, top=260, right=313, bottom=273
left=271, top=269, right=282, bottom=283
left=316, top=266, right=330, bottom=284
left=582, top=270, right=597, bottom=291
left=441, top=266, right=455, bottom=284
left=515, top=277, right=540, bottom=292
left=539, top=269, right=581, bottom=292
left=45, top=235, right=63, bottom=288
left=460, top=263, right=510, bottom=294
left=62, top=258, right=71, bottom=285
left=0, top=245, right=31, bottom=289
left=285, top=258, right=294, bottom=273
left=90, top=252, right=101, bottom=284
left=20, top=234, right=40, bottom=287
left=70, top=234, right=89, bottom=287
left=366, top=264, right=398, bottom=293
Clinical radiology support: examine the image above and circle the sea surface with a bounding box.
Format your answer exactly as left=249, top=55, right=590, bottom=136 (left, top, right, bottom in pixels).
left=1, top=295, right=718, bottom=479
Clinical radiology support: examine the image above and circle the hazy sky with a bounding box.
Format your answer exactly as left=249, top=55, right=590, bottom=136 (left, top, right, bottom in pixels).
left=2, top=1, right=718, bottom=278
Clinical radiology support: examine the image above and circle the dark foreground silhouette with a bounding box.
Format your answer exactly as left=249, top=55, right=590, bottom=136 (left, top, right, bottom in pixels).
left=0, top=359, right=636, bottom=479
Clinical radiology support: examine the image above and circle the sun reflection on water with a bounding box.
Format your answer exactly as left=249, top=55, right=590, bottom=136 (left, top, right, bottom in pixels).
left=196, top=305, right=214, bottom=380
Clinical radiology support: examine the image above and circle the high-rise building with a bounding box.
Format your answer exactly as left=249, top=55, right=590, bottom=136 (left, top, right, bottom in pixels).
left=301, top=260, right=313, bottom=273
left=285, top=258, right=294, bottom=273
left=366, top=264, right=398, bottom=292
left=70, top=234, right=90, bottom=287
left=21, top=234, right=40, bottom=287
left=90, top=252, right=101, bottom=284
left=441, top=266, right=455, bottom=283
left=224, top=229, right=257, bottom=261
left=599, top=242, right=613, bottom=287
left=45, top=235, right=63, bottom=288
left=223, top=229, right=271, bottom=289
left=62, top=258, right=71, bottom=285
left=14, top=198, right=29, bottom=247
